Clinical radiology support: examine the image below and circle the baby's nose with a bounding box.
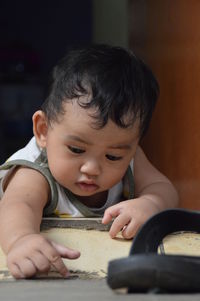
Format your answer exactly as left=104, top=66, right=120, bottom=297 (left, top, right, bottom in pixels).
left=80, top=160, right=101, bottom=176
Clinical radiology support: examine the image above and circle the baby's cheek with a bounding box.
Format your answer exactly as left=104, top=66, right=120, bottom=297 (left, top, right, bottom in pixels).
left=48, top=161, right=68, bottom=183
left=103, top=169, right=125, bottom=188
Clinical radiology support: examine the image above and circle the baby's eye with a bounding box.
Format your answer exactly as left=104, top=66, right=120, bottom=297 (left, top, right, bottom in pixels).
left=106, top=154, right=122, bottom=161
left=68, top=146, right=85, bottom=154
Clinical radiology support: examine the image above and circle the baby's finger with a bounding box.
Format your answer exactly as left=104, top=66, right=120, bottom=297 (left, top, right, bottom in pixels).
left=109, top=214, right=130, bottom=238
left=46, top=252, right=68, bottom=277
left=16, top=258, right=37, bottom=278
left=121, top=219, right=138, bottom=239
left=102, top=204, right=121, bottom=224
left=8, top=262, right=25, bottom=279
left=41, top=242, right=68, bottom=277
left=51, top=241, right=80, bottom=259
left=50, top=256, right=69, bottom=277
left=31, top=251, right=51, bottom=273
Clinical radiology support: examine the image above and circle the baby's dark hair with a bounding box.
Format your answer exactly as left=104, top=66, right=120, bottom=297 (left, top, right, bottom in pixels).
left=41, top=44, right=159, bottom=138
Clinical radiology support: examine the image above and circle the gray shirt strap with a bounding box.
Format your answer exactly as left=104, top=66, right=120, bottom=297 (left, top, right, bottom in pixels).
left=0, top=159, right=58, bottom=216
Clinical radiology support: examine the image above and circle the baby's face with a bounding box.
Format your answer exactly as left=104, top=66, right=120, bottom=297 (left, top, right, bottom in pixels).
left=43, top=101, right=140, bottom=198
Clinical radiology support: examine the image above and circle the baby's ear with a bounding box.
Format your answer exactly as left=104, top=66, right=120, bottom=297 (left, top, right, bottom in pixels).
left=32, top=110, right=48, bottom=148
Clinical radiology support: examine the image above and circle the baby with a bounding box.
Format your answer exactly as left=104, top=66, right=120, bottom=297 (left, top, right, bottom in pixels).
left=0, top=44, right=178, bottom=278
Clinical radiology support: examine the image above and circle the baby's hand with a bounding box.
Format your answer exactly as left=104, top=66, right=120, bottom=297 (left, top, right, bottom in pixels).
left=102, top=197, right=160, bottom=239
left=6, top=234, right=80, bottom=279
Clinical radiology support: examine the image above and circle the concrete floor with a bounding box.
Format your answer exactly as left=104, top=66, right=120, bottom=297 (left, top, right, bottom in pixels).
left=1, top=222, right=200, bottom=300
left=0, top=279, right=200, bottom=301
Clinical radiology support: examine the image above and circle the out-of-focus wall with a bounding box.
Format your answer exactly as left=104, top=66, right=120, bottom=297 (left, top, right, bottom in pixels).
left=93, top=0, right=129, bottom=48
left=129, top=0, right=200, bottom=209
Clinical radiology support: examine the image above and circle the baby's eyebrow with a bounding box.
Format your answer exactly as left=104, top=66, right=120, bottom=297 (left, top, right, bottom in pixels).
left=65, top=135, right=92, bottom=145
left=65, top=135, right=132, bottom=149
left=109, top=144, right=132, bottom=150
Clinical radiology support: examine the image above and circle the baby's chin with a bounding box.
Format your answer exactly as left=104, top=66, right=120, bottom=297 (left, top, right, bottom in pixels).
left=73, top=190, right=108, bottom=207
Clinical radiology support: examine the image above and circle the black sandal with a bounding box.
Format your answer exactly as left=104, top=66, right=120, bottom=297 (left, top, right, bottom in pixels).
left=107, top=208, right=200, bottom=293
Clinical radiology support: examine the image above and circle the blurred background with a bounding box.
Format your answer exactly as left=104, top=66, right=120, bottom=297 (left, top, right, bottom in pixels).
left=0, top=0, right=128, bottom=163
left=0, top=0, right=200, bottom=210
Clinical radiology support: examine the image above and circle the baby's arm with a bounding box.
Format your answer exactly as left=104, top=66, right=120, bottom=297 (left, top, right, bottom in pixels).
left=102, top=146, right=179, bottom=239
left=0, top=167, right=80, bottom=278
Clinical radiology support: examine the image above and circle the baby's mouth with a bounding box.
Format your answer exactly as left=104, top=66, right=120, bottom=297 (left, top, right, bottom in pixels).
left=76, top=181, right=99, bottom=192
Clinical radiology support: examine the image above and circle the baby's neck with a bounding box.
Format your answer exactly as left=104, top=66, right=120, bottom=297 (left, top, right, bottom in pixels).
left=76, top=191, right=108, bottom=208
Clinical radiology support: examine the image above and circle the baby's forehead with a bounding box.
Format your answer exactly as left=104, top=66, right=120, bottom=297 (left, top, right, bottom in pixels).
left=59, top=125, right=139, bottom=151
